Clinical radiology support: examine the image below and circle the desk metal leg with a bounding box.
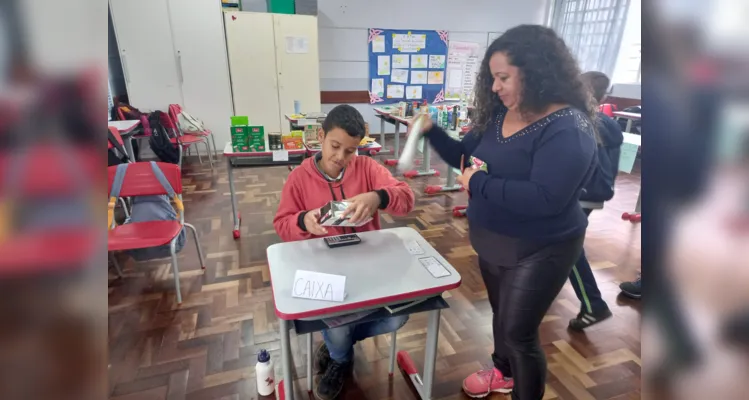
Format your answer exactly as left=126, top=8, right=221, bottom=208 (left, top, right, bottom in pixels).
left=280, top=318, right=294, bottom=400
left=403, top=141, right=438, bottom=179
left=625, top=119, right=633, bottom=133
left=226, top=157, right=241, bottom=239
left=384, top=122, right=402, bottom=167
left=422, top=309, right=440, bottom=399
left=397, top=308, right=441, bottom=400
left=425, top=166, right=463, bottom=194
left=394, top=122, right=401, bottom=158
left=378, top=117, right=394, bottom=156
left=388, top=331, right=397, bottom=377
left=306, top=333, right=313, bottom=393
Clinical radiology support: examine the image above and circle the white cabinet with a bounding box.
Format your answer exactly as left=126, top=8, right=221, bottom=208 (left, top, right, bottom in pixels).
left=109, top=0, right=183, bottom=111
left=109, top=0, right=233, bottom=150
left=224, top=12, right=321, bottom=134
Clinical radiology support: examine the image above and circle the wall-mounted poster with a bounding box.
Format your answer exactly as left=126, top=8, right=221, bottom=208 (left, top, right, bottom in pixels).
left=368, top=28, right=449, bottom=104
left=444, top=41, right=481, bottom=100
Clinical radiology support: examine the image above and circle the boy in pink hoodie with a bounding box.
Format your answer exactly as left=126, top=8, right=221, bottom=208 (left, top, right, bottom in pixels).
left=273, top=105, right=414, bottom=399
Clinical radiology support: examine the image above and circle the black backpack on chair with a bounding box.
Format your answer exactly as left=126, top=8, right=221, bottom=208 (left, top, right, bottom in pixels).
left=148, top=111, right=181, bottom=164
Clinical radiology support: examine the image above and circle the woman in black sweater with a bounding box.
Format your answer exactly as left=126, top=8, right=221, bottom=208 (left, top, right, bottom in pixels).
left=414, top=25, right=599, bottom=400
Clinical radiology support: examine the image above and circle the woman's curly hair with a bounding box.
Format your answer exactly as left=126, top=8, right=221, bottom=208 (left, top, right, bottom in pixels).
left=472, top=25, right=598, bottom=137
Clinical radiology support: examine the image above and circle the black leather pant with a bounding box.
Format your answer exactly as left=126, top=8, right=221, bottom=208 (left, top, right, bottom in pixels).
left=476, top=233, right=585, bottom=400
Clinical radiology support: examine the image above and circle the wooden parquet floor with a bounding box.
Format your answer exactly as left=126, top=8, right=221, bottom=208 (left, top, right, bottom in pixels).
left=108, top=139, right=642, bottom=400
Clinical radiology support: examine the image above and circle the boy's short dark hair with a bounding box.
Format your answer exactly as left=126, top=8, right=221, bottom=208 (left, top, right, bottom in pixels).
left=322, top=105, right=366, bottom=138
left=580, top=71, right=611, bottom=104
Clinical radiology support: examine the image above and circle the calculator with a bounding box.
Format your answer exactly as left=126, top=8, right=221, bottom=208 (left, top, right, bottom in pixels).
left=323, top=234, right=362, bottom=248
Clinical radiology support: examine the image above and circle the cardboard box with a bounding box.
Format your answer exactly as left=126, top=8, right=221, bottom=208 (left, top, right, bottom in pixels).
left=319, top=201, right=372, bottom=227
left=282, top=135, right=304, bottom=150
left=231, top=116, right=249, bottom=126
left=304, top=124, right=320, bottom=144
left=231, top=125, right=266, bottom=152
left=247, top=126, right=266, bottom=152
left=230, top=125, right=249, bottom=152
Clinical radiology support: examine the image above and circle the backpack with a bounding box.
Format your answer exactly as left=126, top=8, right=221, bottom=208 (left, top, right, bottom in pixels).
left=148, top=111, right=181, bottom=164
left=177, top=110, right=205, bottom=134
left=108, top=162, right=186, bottom=261
left=580, top=114, right=623, bottom=204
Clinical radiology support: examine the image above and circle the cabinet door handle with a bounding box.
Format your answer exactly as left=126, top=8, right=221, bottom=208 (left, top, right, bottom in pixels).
left=121, top=52, right=130, bottom=83
left=176, top=52, right=184, bottom=83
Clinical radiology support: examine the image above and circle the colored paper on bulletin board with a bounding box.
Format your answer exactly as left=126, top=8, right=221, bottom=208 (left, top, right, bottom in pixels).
left=368, top=28, right=449, bottom=104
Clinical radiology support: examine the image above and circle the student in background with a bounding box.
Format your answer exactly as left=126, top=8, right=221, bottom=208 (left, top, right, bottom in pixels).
left=273, top=105, right=415, bottom=400
left=413, top=25, right=598, bottom=399
left=567, top=71, right=624, bottom=330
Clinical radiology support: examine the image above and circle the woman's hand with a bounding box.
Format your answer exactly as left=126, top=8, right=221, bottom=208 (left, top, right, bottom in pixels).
left=303, top=208, right=328, bottom=236
left=342, top=192, right=381, bottom=224
left=457, top=168, right=480, bottom=190
left=407, top=113, right=433, bottom=137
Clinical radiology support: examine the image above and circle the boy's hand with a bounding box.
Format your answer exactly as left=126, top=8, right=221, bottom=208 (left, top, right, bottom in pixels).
left=303, top=208, right=328, bottom=236
left=342, top=192, right=381, bottom=224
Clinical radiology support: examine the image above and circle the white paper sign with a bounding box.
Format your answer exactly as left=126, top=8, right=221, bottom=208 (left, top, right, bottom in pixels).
left=419, top=257, right=450, bottom=278
left=273, top=150, right=289, bottom=162
left=411, top=70, right=427, bottom=84
left=292, top=270, right=346, bottom=302
left=392, top=54, right=410, bottom=69
left=393, top=33, right=426, bottom=53
left=411, top=54, right=427, bottom=69
left=391, top=69, right=409, bottom=83
left=377, top=55, right=390, bottom=76
left=428, top=55, right=446, bottom=69
left=285, top=36, right=309, bottom=54
left=386, top=84, right=404, bottom=99
left=371, top=78, right=384, bottom=97
left=372, top=36, right=385, bottom=53
left=406, top=85, right=423, bottom=100
left=427, top=71, right=444, bottom=85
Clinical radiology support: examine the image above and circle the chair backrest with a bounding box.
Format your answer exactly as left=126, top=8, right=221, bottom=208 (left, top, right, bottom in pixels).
left=107, top=162, right=182, bottom=198
left=158, top=109, right=180, bottom=138
left=108, top=126, right=124, bottom=150
left=167, top=104, right=183, bottom=136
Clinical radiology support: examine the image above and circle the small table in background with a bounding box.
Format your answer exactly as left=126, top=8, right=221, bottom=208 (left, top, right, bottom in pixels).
left=612, top=111, right=641, bottom=133
left=108, top=120, right=141, bottom=160
left=223, top=142, right=308, bottom=239
left=373, top=108, right=438, bottom=178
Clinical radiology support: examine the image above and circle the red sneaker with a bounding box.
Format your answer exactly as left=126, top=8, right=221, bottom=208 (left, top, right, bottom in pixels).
left=462, top=366, right=514, bottom=398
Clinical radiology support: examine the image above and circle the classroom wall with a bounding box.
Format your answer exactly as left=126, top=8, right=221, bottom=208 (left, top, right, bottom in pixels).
left=317, top=0, right=551, bottom=134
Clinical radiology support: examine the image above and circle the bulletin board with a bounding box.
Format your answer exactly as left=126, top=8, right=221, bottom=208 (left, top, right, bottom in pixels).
left=367, top=28, right=449, bottom=104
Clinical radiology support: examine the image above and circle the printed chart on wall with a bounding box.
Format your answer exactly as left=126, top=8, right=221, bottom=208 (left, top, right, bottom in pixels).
left=444, top=41, right=481, bottom=101
left=368, top=28, right=449, bottom=104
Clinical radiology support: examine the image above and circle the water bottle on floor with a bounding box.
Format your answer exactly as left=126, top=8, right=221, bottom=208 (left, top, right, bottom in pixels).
left=255, top=349, right=275, bottom=396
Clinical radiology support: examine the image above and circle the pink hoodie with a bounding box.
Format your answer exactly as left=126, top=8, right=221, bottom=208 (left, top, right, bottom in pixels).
left=273, top=155, right=415, bottom=242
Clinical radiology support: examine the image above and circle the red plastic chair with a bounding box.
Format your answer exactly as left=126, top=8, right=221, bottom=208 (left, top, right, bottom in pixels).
left=107, top=162, right=205, bottom=304
left=161, top=109, right=214, bottom=172
left=169, top=104, right=217, bottom=161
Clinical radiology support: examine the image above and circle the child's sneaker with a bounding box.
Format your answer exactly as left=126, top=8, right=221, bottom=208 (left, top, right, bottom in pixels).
left=462, top=366, right=514, bottom=398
